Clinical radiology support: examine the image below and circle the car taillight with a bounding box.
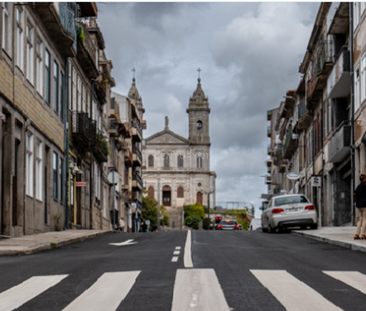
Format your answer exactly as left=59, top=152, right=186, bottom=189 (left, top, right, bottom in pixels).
left=234, top=225, right=239, bottom=229
left=272, top=208, right=284, bottom=214
left=305, top=205, right=315, bottom=210
left=218, top=225, right=223, bottom=229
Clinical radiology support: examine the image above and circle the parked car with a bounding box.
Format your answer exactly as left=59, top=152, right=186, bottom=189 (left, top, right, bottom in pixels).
left=261, top=194, right=318, bottom=233
left=217, top=219, right=240, bottom=230
left=249, top=218, right=262, bottom=230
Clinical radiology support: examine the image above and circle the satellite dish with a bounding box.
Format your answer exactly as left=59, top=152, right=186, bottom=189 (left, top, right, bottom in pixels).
left=287, top=172, right=300, bottom=181
left=108, top=171, right=121, bottom=185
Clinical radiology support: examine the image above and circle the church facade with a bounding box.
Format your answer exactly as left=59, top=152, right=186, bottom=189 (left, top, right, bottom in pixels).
left=142, top=78, right=216, bottom=229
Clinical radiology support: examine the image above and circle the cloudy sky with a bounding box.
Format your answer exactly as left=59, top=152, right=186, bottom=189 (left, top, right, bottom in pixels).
left=96, top=2, right=320, bottom=215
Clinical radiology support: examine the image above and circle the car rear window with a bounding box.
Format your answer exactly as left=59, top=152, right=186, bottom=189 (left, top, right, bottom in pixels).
left=274, top=196, right=309, bottom=206
left=220, top=220, right=236, bottom=225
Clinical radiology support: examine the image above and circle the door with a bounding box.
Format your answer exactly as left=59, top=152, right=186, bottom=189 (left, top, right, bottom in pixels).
left=162, top=185, right=171, bottom=206
left=196, top=192, right=203, bottom=205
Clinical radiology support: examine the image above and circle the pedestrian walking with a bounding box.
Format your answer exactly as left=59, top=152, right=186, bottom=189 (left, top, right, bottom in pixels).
left=117, top=217, right=125, bottom=232
left=353, top=174, right=366, bottom=240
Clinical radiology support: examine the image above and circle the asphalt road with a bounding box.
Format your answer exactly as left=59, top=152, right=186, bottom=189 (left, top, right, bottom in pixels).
left=0, top=230, right=366, bottom=311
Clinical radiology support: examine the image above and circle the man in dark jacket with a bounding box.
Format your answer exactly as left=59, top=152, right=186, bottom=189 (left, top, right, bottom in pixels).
left=353, top=174, right=366, bottom=239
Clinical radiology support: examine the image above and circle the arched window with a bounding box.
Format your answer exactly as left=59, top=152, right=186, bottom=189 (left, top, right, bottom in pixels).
left=197, top=120, right=202, bottom=130
left=164, top=154, right=169, bottom=167
left=148, top=186, right=154, bottom=198
left=197, top=156, right=202, bottom=168
left=178, top=155, right=184, bottom=167
left=196, top=192, right=203, bottom=204
left=177, top=186, right=184, bottom=198
left=148, top=155, right=154, bottom=167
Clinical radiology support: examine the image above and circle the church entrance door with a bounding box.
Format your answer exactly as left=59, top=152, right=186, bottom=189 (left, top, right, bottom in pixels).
left=196, top=192, right=203, bottom=205
left=162, top=185, right=171, bottom=206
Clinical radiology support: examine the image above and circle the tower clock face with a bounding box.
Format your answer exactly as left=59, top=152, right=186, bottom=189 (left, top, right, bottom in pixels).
left=197, top=121, right=202, bottom=130
left=197, top=152, right=202, bottom=157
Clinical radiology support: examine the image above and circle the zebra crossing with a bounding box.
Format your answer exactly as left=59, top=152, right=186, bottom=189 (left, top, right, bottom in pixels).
left=0, top=269, right=365, bottom=311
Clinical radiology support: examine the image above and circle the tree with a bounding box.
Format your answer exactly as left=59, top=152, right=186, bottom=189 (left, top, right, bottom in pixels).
left=160, top=205, right=170, bottom=227
left=142, top=196, right=158, bottom=231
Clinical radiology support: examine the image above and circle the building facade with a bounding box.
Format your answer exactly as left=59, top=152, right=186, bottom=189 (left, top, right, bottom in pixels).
left=142, top=78, right=216, bottom=230
left=265, top=2, right=366, bottom=227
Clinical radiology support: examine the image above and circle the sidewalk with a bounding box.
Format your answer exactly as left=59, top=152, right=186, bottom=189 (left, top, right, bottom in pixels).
left=0, top=229, right=113, bottom=256
left=292, top=226, right=366, bottom=253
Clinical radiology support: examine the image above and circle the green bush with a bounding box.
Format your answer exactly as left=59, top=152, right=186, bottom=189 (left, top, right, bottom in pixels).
left=184, top=215, right=201, bottom=230
left=203, top=217, right=211, bottom=230
left=184, top=203, right=205, bottom=219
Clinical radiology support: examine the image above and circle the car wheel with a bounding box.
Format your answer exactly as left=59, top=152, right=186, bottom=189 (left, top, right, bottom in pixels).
left=268, top=225, right=274, bottom=233
left=262, top=227, right=267, bottom=232
left=311, top=223, right=318, bottom=230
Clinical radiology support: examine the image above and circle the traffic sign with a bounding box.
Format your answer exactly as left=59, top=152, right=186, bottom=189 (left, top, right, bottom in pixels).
left=145, top=220, right=150, bottom=225
left=108, top=171, right=120, bottom=185
left=311, top=176, right=321, bottom=187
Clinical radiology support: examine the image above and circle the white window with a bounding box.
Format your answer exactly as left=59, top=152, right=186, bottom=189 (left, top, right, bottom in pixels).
left=53, top=61, right=59, bottom=112
left=36, top=39, right=43, bottom=95
left=53, top=152, right=58, bottom=199
left=26, top=132, right=34, bottom=196
left=361, top=53, right=366, bottom=104
left=2, top=2, right=11, bottom=53
left=355, top=66, right=360, bottom=111
left=354, top=3, right=360, bottom=29
left=26, top=23, right=34, bottom=83
left=197, top=156, right=202, bottom=168
left=45, top=49, right=51, bottom=103
left=72, top=67, right=76, bottom=111
left=82, top=84, right=86, bottom=112
left=16, top=7, right=24, bottom=71
left=77, top=76, right=81, bottom=112
left=35, top=140, right=42, bottom=200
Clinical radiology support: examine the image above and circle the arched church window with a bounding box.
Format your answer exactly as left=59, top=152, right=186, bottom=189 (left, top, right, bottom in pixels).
left=197, top=152, right=203, bottom=168
left=177, top=187, right=184, bottom=198
left=197, top=120, right=202, bottom=130
left=164, top=154, right=170, bottom=167
left=178, top=155, right=184, bottom=167
left=148, top=186, right=154, bottom=198
left=148, top=155, right=154, bottom=167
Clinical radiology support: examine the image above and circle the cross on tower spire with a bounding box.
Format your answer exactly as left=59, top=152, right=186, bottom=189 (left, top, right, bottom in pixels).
left=197, top=67, right=202, bottom=82
left=132, top=67, right=136, bottom=82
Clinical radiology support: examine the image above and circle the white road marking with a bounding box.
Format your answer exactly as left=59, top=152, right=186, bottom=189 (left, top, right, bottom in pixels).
left=250, top=270, right=342, bottom=311
left=175, top=246, right=181, bottom=250
left=62, top=271, right=140, bottom=311
left=172, top=256, right=179, bottom=262
left=174, top=251, right=180, bottom=255
left=184, top=230, right=193, bottom=268
left=109, top=239, right=137, bottom=246
left=171, top=269, right=230, bottom=311
left=324, top=271, right=366, bottom=295
left=0, top=275, right=68, bottom=311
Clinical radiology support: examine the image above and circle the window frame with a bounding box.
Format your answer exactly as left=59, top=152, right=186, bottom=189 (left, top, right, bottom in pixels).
left=35, top=140, right=42, bottom=200
left=53, top=152, right=58, bottom=199
left=45, top=49, right=51, bottom=104
left=36, top=38, right=43, bottom=96
left=53, top=61, right=59, bottom=112
left=26, top=132, right=34, bottom=196
left=26, top=22, right=34, bottom=84
left=16, top=6, right=24, bottom=71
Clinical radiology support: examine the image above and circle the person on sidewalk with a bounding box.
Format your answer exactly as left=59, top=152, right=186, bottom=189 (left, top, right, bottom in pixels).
left=353, top=174, right=366, bottom=240
left=117, top=217, right=125, bottom=232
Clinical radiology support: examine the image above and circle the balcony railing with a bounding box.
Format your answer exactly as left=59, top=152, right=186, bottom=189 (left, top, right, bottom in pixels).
left=283, top=130, right=297, bottom=159
left=132, top=173, right=143, bottom=188
left=131, top=120, right=143, bottom=137
left=328, top=121, right=351, bottom=163
left=59, top=3, right=78, bottom=51
left=267, top=144, right=272, bottom=156
left=71, top=112, right=96, bottom=149
left=93, top=130, right=109, bottom=163
left=108, top=117, right=119, bottom=137
left=267, top=125, right=271, bottom=137
left=132, top=191, right=142, bottom=203
left=132, top=146, right=142, bottom=163
left=267, top=110, right=272, bottom=121
left=327, top=47, right=350, bottom=98
left=298, top=99, right=306, bottom=120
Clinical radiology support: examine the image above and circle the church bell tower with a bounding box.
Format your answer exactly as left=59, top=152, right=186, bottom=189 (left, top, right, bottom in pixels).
left=187, top=70, right=210, bottom=145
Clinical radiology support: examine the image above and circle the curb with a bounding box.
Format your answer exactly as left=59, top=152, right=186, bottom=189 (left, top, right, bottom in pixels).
left=292, top=230, right=366, bottom=253
left=0, top=230, right=113, bottom=256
